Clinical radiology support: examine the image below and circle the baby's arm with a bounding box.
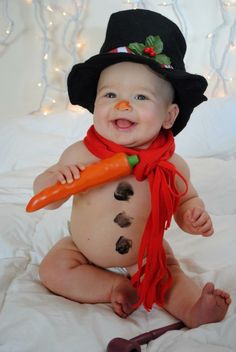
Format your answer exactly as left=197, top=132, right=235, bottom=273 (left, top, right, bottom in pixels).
left=33, top=141, right=85, bottom=209
left=173, top=154, right=214, bottom=237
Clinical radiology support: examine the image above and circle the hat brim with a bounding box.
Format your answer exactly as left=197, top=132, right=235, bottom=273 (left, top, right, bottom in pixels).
left=67, top=53, right=207, bottom=135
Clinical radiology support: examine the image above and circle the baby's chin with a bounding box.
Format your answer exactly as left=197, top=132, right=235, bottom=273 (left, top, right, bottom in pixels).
left=94, top=126, right=153, bottom=149
left=118, top=139, right=154, bottom=150
left=112, top=135, right=154, bottom=149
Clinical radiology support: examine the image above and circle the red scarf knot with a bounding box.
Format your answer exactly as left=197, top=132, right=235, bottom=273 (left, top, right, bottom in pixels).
left=84, top=125, right=188, bottom=311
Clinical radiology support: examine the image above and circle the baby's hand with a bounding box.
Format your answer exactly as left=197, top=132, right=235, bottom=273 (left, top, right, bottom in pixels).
left=51, top=163, right=86, bottom=185
left=183, top=207, right=214, bottom=237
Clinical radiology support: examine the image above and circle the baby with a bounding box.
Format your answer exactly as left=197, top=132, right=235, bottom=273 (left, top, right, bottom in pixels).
left=35, top=10, right=231, bottom=327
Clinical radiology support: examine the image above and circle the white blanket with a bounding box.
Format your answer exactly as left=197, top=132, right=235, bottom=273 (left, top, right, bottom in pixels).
left=0, top=97, right=236, bottom=352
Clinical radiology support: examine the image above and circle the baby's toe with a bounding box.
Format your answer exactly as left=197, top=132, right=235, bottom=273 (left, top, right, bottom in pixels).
left=113, top=301, right=128, bottom=318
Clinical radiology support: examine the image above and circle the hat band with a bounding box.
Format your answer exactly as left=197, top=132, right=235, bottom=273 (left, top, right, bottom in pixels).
left=108, top=46, right=173, bottom=69
left=109, top=46, right=133, bottom=54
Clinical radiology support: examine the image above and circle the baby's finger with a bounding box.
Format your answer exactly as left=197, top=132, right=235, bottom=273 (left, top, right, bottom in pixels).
left=60, top=166, right=74, bottom=183
left=192, top=211, right=209, bottom=227
left=201, top=224, right=214, bottom=237
left=56, top=171, right=68, bottom=184
left=190, top=207, right=203, bottom=222
left=76, top=163, right=86, bottom=175
left=76, top=163, right=86, bottom=171
left=69, top=165, right=81, bottom=180
left=202, top=230, right=214, bottom=237
left=193, top=217, right=214, bottom=236
left=200, top=222, right=212, bottom=233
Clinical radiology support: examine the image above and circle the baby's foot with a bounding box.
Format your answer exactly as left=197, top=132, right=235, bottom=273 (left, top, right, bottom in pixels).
left=188, top=282, right=231, bottom=328
left=111, top=278, right=138, bottom=318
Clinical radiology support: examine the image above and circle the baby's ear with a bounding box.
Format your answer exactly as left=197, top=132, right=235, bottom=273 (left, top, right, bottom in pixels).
left=162, top=104, right=179, bottom=129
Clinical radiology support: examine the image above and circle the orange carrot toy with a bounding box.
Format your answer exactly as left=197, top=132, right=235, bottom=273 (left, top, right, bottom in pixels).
left=26, top=153, right=139, bottom=212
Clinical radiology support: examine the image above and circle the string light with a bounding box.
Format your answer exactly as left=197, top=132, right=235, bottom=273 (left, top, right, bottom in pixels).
left=155, top=1, right=187, bottom=42
left=0, top=0, right=14, bottom=48
left=207, top=0, right=236, bottom=96
left=155, top=0, right=236, bottom=97
left=43, top=109, right=49, bottom=116
left=223, top=0, right=236, bottom=6
left=46, top=5, right=54, bottom=13
left=123, top=0, right=146, bottom=9
left=68, top=103, right=86, bottom=113
left=31, top=0, right=88, bottom=114
left=158, top=1, right=172, bottom=5
left=207, top=32, right=214, bottom=39
left=230, top=42, right=236, bottom=50
left=27, top=0, right=236, bottom=109
left=1, top=0, right=236, bottom=115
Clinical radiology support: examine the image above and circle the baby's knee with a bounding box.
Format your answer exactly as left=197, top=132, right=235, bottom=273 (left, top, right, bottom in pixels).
left=39, top=247, right=84, bottom=290
left=39, top=253, right=60, bottom=289
left=163, top=240, right=181, bottom=268
left=166, top=252, right=180, bottom=267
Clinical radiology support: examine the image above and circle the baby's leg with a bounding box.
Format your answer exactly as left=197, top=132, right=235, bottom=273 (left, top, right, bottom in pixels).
left=163, top=240, right=231, bottom=328
left=39, top=236, right=137, bottom=318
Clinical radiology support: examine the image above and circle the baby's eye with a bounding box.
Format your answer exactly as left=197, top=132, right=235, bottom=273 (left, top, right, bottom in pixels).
left=135, top=94, right=148, bottom=101
left=105, top=92, right=116, bottom=98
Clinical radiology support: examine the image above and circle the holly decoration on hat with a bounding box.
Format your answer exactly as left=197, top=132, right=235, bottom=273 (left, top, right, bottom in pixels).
left=128, top=35, right=171, bottom=66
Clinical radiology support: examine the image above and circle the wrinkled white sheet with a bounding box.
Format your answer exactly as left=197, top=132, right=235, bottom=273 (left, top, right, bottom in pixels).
left=0, top=106, right=236, bottom=352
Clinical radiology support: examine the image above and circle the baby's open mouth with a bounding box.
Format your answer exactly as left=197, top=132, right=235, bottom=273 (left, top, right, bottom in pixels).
left=114, top=119, right=135, bottom=129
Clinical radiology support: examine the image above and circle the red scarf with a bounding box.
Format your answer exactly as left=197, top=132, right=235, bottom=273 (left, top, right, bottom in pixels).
left=84, top=125, right=188, bottom=311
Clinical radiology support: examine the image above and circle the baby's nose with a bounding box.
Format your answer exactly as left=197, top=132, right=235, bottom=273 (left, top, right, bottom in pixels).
left=114, top=100, right=132, bottom=111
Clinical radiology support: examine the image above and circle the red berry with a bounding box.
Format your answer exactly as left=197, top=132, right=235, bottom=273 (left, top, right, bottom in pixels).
left=143, top=47, right=156, bottom=58
left=149, top=49, right=156, bottom=57
left=144, top=47, right=151, bottom=54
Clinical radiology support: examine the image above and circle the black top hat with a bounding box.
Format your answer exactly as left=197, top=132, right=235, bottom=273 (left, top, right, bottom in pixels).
left=67, top=9, right=207, bottom=135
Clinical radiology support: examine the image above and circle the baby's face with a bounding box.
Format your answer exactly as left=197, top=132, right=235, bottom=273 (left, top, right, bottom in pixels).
left=93, top=62, right=179, bottom=149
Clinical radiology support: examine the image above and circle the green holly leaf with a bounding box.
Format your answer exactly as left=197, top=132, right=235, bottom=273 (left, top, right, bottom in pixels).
left=128, top=42, right=145, bottom=55
left=145, top=35, right=163, bottom=54
left=154, top=54, right=171, bottom=65
left=128, top=36, right=172, bottom=66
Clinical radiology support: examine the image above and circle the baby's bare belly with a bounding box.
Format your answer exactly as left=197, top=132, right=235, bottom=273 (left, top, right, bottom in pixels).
left=70, top=175, right=151, bottom=268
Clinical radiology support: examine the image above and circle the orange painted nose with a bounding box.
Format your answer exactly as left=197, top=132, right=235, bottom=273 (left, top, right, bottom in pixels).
left=115, top=100, right=132, bottom=111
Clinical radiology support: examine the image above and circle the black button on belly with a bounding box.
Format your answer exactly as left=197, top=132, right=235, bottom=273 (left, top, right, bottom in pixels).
left=114, top=182, right=134, bottom=201
left=113, top=182, right=134, bottom=254
left=114, top=211, right=133, bottom=228
left=115, top=236, right=132, bottom=254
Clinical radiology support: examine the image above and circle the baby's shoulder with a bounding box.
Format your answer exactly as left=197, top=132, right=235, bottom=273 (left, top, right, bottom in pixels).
left=60, top=140, right=83, bottom=161
left=169, top=153, right=190, bottom=179
left=59, top=140, right=99, bottom=165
